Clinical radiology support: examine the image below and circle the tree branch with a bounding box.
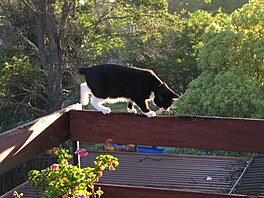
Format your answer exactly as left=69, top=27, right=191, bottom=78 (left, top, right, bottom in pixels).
left=37, top=0, right=48, bottom=69
left=44, top=6, right=59, bottom=62
left=93, top=8, right=110, bottom=31
left=14, top=24, right=39, bottom=53
left=20, top=0, right=38, bottom=15
left=58, top=1, right=72, bottom=63
left=1, top=93, right=48, bottom=115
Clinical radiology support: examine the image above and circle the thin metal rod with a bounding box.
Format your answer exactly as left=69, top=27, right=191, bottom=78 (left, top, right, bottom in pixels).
left=228, top=153, right=256, bottom=194
left=72, top=141, right=80, bottom=168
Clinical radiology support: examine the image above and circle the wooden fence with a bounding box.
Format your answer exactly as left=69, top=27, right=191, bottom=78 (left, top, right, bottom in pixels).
left=1, top=104, right=264, bottom=198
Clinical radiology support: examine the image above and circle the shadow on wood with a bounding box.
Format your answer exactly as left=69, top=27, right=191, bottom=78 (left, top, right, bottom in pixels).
left=0, top=104, right=81, bottom=174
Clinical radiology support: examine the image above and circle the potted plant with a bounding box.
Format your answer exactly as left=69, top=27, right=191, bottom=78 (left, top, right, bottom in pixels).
left=26, top=148, right=119, bottom=198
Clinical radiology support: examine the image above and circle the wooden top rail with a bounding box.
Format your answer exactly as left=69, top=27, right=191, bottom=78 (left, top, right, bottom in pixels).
left=0, top=104, right=82, bottom=174
left=70, top=110, right=264, bottom=153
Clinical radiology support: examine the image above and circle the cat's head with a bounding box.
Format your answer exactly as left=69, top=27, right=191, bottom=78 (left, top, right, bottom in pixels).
left=154, top=83, right=179, bottom=110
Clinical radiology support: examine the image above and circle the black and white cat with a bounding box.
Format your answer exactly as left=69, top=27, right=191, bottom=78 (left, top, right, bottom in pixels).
left=79, top=64, right=178, bottom=118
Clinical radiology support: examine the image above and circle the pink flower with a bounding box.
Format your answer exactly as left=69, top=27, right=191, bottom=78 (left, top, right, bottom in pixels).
left=74, top=148, right=88, bottom=157
left=50, top=164, right=59, bottom=171
left=62, top=195, right=69, bottom=198
left=74, top=193, right=86, bottom=198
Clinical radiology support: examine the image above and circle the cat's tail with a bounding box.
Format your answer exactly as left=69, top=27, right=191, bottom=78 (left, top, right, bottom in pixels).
left=79, top=68, right=90, bottom=105
left=80, top=82, right=91, bottom=105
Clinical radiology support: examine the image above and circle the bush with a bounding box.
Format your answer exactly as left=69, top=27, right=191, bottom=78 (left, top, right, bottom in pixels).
left=175, top=71, right=264, bottom=118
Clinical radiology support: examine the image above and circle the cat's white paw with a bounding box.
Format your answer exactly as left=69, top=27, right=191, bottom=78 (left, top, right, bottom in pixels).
left=127, top=108, right=137, bottom=114
left=102, top=107, right=111, bottom=114
left=144, top=111, right=156, bottom=118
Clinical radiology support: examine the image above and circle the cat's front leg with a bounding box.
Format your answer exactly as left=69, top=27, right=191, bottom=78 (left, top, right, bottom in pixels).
left=91, top=95, right=111, bottom=114
left=133, top=99, right=156, bottom=118
left=144, top=111, right=156, bottom=118
left=127, top=100, right=137, bottom=114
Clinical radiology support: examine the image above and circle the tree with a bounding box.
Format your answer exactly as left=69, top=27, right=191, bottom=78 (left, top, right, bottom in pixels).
left=199, top=0, right=264, bottom=87
left=167, top=0, right=248, bottom=14
left=16, top=0, right=72, bottom=111
left=0, top=0, right=169, bottom=132
left=175, top=0, right=264, bottom=118
left=176, top=71, right=264, bottom=118
left=0, top=0, right=168, bottom=113
left=126, top=10, right=228, bottom=94
left=0, top=56, right=47, bottom=131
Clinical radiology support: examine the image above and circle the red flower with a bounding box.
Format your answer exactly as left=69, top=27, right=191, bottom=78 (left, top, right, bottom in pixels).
left=74, top=148, right=88, bottom=157
left=50, top=164, right=59, bottom=171
left=74, top=193, right=86, bottom=198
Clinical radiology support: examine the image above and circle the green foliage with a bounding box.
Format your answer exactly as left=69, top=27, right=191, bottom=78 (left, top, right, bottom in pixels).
left=165, top=147, right=251, bottom=157
left=0, top=0, right=261, bottom=129
left=0, top=56, right=47, bottom=131
left=0, top=2, right=47, bottom=131
left=126, top=10, right=228, bottom=94
left=199, top=0, right=264, bottom=82
left=1, top=56, right=46, bottom=90
left=0, top=2, right=38, bottom=60
left=0, top=0, right=170, bottom=131
left=168, top=0, right=248, bottom=14
left=176, top=72, right=264, bottom=118
left=175, top=0, right=264, bottom=118
left=70, top=0, right=169, bottom=64
left=28, top=148, right=119, bottom=198
left=230, top=0, right=264, bottom=86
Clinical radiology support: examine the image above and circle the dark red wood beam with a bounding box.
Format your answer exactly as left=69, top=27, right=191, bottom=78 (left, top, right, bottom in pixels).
left=96, top=184, right=247, bottom=198
left=0, top=104, right=81, bottom=174
left=70, top=110, right=264, bottom=153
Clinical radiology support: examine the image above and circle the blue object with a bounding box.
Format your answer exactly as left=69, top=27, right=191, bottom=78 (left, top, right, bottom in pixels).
left=112, top=144, right=165, bottom=154
left=137, top=146, right=164, bottom=154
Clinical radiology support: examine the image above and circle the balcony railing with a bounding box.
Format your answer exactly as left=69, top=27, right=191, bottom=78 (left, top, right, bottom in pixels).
left=1, top=103, right=264, bottom=197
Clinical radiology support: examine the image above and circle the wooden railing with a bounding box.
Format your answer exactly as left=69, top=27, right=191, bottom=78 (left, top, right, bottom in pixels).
left=70, top=110, right=264, bottom=153
left=0, top=104, right=82, bottom=174
left=1, top=104, right=264, bottom=198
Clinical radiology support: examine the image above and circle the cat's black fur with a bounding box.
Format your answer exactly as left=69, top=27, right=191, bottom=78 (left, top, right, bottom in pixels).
left=79, top=64, right=178, bottom=117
